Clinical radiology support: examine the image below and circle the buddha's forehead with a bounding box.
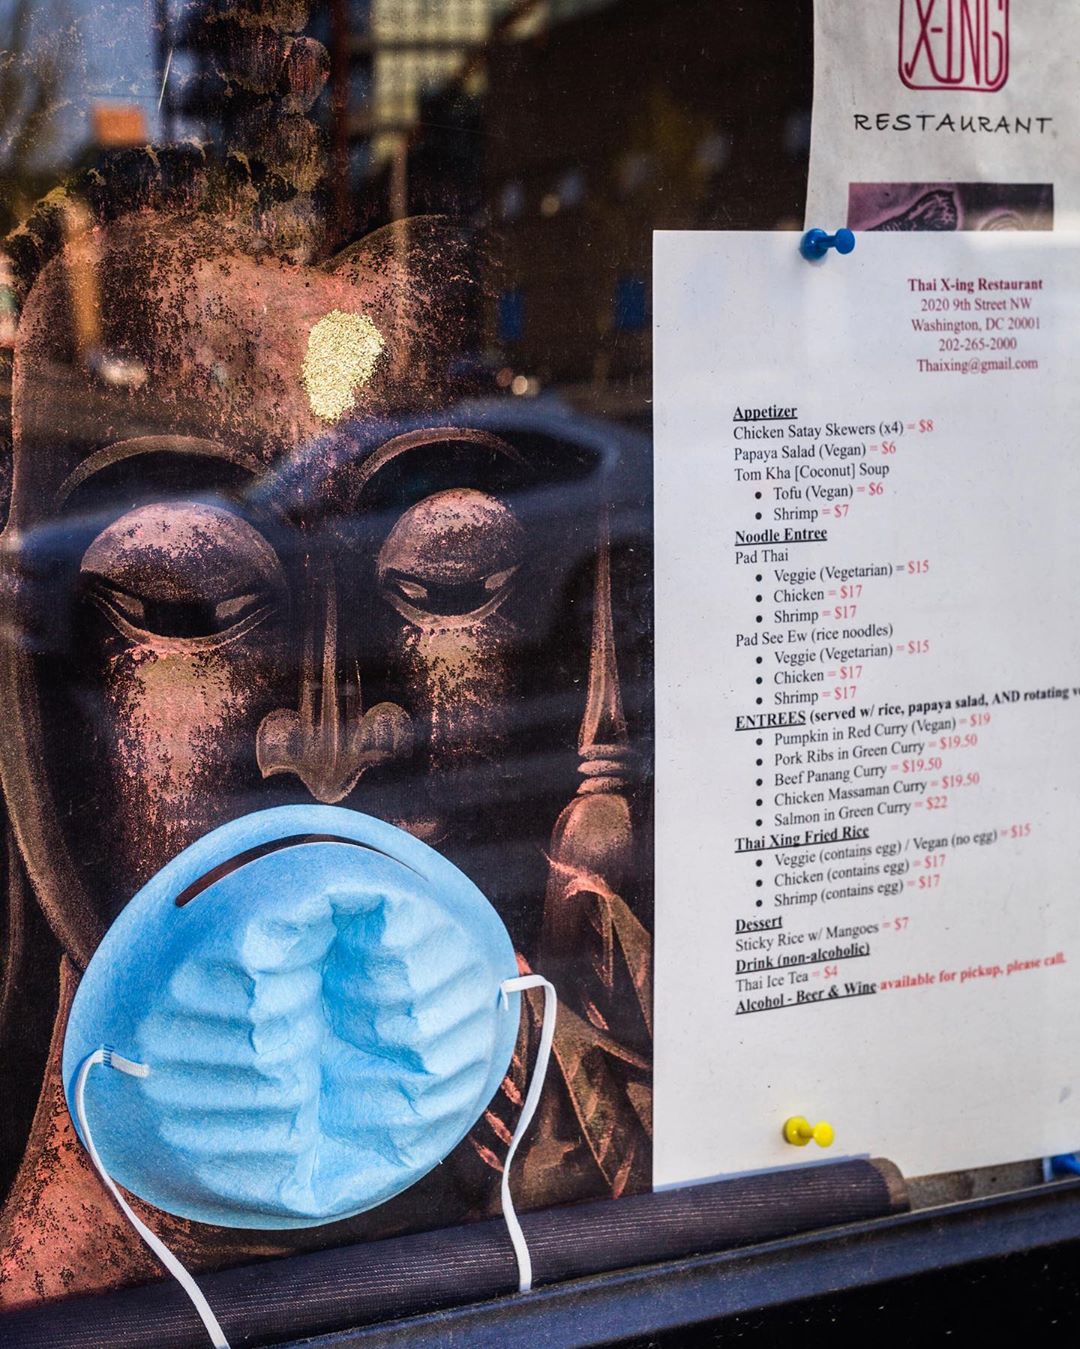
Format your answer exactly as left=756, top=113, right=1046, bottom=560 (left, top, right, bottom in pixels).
left=11, top=211, right=478, bottom=514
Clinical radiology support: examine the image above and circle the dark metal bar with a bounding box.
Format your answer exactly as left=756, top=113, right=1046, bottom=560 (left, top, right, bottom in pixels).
left=290, top=1176, right=1080, bottom=1349
left=0, top=1159, right=903, bottom=1348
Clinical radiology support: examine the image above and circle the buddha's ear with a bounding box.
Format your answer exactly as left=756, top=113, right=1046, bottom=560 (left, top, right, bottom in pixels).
left=0, top=829, right=61, bottom=1204
left=0, top=354, right=11, bottom=536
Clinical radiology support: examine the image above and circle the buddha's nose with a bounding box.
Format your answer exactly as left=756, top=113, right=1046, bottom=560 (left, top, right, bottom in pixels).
left=256, top=558, right=413, bottom=803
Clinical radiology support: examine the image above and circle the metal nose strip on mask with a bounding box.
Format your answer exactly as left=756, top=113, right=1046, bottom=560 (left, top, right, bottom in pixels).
left=73, top=974, right=557, bottom=1347
left=173, top=835, right=423, bottom=907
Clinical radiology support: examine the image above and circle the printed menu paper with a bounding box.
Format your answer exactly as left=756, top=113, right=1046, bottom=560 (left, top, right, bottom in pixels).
left=807, top=0, right=1080, bottom=231
left=653, top=230, right=1080, bottom=1184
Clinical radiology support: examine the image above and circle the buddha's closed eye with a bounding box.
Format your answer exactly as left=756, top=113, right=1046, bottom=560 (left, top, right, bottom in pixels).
left=377, top=488, right=524, bottom=626
left=80, top=502, right=286, bottom=647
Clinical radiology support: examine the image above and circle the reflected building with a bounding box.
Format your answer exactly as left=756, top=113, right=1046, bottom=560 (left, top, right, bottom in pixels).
left=334, top=0, right=811, bottom=411
left=481, top=0, right=811, bottom=410
left=362, top=0, right=619, bottom=161
left=330, top=0, right=621, bottom=222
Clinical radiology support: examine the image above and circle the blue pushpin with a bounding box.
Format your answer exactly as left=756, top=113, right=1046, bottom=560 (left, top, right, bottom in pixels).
left=800, top=228, right=856, bottom=262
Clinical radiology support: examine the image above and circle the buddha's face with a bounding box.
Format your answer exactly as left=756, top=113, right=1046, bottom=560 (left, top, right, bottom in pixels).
left=5, top=212, right=587, bottom=960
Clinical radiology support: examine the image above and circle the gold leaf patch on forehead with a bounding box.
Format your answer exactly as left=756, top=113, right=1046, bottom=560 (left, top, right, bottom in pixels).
left=301, top=310, right=385, bottom=423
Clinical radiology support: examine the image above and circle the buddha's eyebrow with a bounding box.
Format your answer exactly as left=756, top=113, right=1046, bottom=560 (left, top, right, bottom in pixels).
left=55, top=437, right=263, bottom=507
left=349, top=427, right=524, bottom=499
left=241, top=425, right=527, bottom=521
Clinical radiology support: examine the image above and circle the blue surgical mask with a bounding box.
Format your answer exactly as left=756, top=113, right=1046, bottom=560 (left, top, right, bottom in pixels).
left=63, top=805, right=555, bottom=1349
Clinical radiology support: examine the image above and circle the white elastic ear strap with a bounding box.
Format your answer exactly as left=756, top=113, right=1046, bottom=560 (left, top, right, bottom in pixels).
left=498, top=974, right=557, bottom=1294
left=76, top=983, right=555, bottom=1328
left=74, top=1049, right=231, bottom=1349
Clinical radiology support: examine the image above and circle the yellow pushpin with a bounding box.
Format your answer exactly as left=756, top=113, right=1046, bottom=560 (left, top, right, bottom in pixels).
left=783, top=1115, right=835, bottom=1148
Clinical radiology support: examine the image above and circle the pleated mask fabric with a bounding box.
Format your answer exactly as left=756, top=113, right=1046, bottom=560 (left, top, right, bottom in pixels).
left=62, top=805, right=522, bottom=1230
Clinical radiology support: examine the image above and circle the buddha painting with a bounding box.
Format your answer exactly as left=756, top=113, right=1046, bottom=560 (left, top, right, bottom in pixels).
left=0, top=13, right=652, bottom=1309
